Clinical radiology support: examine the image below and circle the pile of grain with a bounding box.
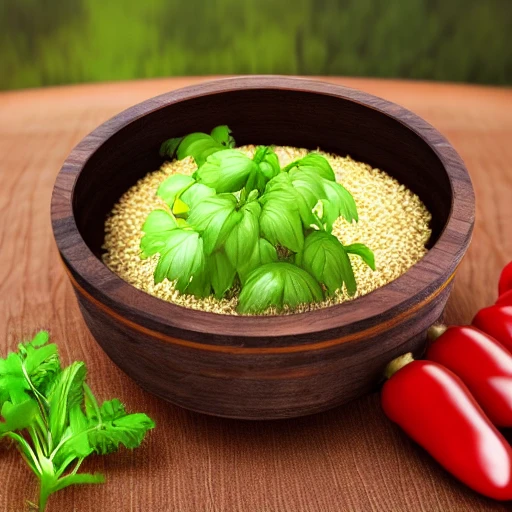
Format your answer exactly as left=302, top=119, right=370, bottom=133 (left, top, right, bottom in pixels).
left=102, top=146, right=431, bottom=315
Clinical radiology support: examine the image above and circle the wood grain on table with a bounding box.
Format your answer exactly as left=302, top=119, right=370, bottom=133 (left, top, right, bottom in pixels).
left=0, top=76, right=511, bottom=512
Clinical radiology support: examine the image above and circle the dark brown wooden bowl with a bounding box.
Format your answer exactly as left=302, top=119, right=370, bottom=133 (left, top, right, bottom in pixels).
left=51, top=76, right=474, bottom=420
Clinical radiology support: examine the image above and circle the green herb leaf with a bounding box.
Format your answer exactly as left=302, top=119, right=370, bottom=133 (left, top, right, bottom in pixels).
left=1, top=333, right=61, bottom=408
left=207, top=250, right=236, bottom=299
left=238, top=262, right=323, bottom=313
left=19, top=332, right=60, bottom=396
left=22, top=348, right=59, bottom=393
left=159, top=137, right=183, bottom=159
left=321, top=180, right=358, bottom=230
left=86, top=398, right=155, bottom=455
left=224, top=201, right=261, bottom=268
left=187, top=194, right=238, bottom=254
left=238, top=238, right=278, bottom=284
left=28, top=330, right=50, bottom=347
left=195, top=149, right=258, bottom=193
left=344, top=243, right=376, bottom=270
left=47, top=361, right=87, bottom=445
left=177, top=133, right=226, bottom=168
left=140, top=210, right=178, bottom=259
left=259, top=179, right=303, bottom=252
left=52, top=404, right=93, bottom=468
left=301, top=231, right=357, bottom=295
left=157, top=174, right=195, bottom=206
left=0, top=352, right=30, bottom=406
left=284, top=153, right=336, bottom=181
left=210, top=125, right=236, bottom=148
left=161, top=127, right=236, bottom=168
left=254, top=146, right=280, bottom=180
left=180, top=182, right=216, bottom=210
left=289, top=169, right=327, bottom=226
left=0, top=399, right=39, bottom=433
left=154, top=228, right=204, bottom=290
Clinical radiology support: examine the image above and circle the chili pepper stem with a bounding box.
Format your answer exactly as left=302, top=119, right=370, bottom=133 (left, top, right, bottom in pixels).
left=384, top=352, right=414, bottom=379
left=427, top=323, right=448, bottom=342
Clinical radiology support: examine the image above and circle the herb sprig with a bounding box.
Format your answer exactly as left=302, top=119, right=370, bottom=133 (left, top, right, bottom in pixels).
left=0, top=332, right=154, bottom=511
left=144, top=125, right=375, bottom=313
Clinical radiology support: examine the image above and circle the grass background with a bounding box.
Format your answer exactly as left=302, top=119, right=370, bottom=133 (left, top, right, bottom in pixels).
left=1, top=0, right=511, bottom=90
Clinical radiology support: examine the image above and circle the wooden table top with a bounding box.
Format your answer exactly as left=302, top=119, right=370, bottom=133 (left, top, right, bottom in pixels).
left=1, top=76, right=511, bottom=512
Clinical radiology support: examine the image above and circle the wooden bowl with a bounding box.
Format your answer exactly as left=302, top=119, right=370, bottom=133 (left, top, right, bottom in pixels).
left=51, top=77, right=474, bottom=420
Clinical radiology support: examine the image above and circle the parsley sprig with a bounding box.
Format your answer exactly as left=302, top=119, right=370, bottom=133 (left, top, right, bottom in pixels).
left=0, top=332, right=154, bottom=511
left=145, top=126, right=375, bottom=313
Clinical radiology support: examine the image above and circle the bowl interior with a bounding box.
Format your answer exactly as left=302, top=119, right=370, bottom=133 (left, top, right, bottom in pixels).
left=73, top=87, right=451, bottom=264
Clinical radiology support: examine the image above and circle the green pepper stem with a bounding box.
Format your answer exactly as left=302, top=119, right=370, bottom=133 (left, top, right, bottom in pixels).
left=384, top=352, right=414, bottom=379
left=427, top=324, right=448, bottom=342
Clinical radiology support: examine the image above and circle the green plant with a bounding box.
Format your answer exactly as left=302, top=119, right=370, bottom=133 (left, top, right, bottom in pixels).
left=142, top=125, right=374, bottom=313
left=0, top=331, right=155, bottom=511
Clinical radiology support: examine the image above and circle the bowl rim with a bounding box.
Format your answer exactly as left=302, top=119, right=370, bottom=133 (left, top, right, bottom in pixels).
left=51, top=75, right=475, bottom=345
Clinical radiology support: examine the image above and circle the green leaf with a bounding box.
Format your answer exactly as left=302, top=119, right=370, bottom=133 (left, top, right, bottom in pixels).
left=172, top=197, right=189, bottom=215
left=183, top=271, right=211, bottom=298
left=259, top=180, right=303, bottom=252
left=344, top=243, right=376, bottom=270
left=284, top=153, right=336, bottom=181
left=207, top=251, right=236, bottom=299
left=17, top=332, right=61, bottom=396
left=159, top=137, right=183, bottom=159
left=87, top=398, right=155, bottom=455
left=210, top=125, right=236, bottom=148
left=238, top=238, right=278, bottom=284
left=160, top=127, right=236, bottom=166
left=0, top=399, right=39, bottom=433
left=53, top=404, right=92, bottom=468
left=0, top=352, right=30, bottom=406
left=322, top=180, right=358, bottom=229
left=29, top=331, right=50, bottom=347
left=180, top=183, right=216, bottom=210
left=48, top=362, right=87, bottom=445
left=289, top=169, right=327, bottom=225
left=254, top=146, right=280, bottom=180
left=195, top=150, right=258, bottom=193
left=177, top=133, right=225, bottom=168
left=157, top=174, right=195, bottom=206
left=140, top=210, right=178, bottom=259
left=154, top=229, right=204, bottom=290
left=187, top=194, right=238, bottom=254
left=301, top=231, right=357, bottom=296
left=224, top=201, right=261, bottom=268
left=238, top=262, right=323, bottom=313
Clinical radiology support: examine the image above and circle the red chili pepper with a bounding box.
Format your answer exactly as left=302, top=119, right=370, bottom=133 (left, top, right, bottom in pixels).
left=381, top=354, right=512, bottom=500
left=473, top=305, right=512, bottom=353
left=426, top=325, right=512, bottom=427
left=499, top=261, right=512, bottom=297
left=497, top=289, right=512, bottom=306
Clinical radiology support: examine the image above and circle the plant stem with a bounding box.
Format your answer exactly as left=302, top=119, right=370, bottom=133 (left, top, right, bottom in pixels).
left=427, top=323, right=448, bottom=342
left=310, top=211, right=325, bottom=231
left=71, top=457, right=85, bottom=475
left=384, top=353, right=414, bottom=379
left=4, top=431, right=41, bottom=475
left=21, top=362, right=52, bottom=453
left=39, top=486, right=50, bottom=512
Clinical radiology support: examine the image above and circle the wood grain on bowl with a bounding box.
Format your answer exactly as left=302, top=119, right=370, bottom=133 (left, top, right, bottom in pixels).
left=51, top=76, right=474, bottom=419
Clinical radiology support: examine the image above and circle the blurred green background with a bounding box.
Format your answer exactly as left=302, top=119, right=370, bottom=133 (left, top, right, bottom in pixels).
left=1, top=0, right=511, bottom=90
